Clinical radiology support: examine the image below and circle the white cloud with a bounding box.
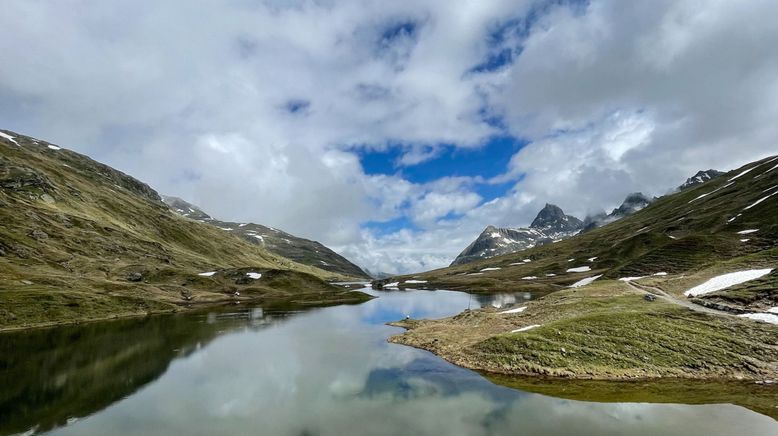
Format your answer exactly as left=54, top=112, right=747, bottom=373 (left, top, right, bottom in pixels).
left=2, top=0, right=778, bottom=275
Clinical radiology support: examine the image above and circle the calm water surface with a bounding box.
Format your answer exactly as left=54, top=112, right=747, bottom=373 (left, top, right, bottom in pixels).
left=1, top=287, right=776, bottom=436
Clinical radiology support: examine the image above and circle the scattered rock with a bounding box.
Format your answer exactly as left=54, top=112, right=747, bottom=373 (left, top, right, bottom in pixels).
left=0, top=163, right=54, bottom=192
left=29, top=229, right=49, bottom=240
left=39, top=193, right=55, bottom=204
left=234, top=276, right=253, bottom=285
left=643, top=294, right=657, bottom=302
left=127, top=272, right=143, bottom=282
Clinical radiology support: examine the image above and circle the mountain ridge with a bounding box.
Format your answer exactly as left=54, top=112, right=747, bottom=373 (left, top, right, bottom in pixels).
left=450, top=204, right=582, bottom=266
left=162, top=196, right=370, bottom=279
left=0, top=129, right=370, bottom=331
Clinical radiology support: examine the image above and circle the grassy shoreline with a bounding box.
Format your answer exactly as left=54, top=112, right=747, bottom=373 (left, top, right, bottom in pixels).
left=0, top=289, right=373, bottom=333
left=388, top=281, right=778, bottom=382
left=0, top=278, right=373, bottom=333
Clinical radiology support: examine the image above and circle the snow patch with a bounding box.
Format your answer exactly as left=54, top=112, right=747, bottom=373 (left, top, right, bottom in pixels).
left=728, top=167, right=757, bottom=181
left=246, top=272, right=262, bottom=279
left=588, top=257, right=598, bottom=262
left=47, top=145, right=61, bottom=150
left=523, top=259, right=532, bottom=263
left=737, top=229, right=759, bottom=235
left=744, top=192, right=778, bottom=211
left=738, top=313, right=778, bottom=325
left=567, top=266, right=591, bottom=273
left=684, top=269, right=773, bottom=297
left=404, top=280, right=427, bottom=284
left=545, top=273, right=556, bottom=277
left=0, top=132, right=19, bottom=146
left=500, top=306, right=527, bottom=314
left=740, top=239, right=750, bottom=243
left=521, top=276, right=537, bottom=280
left=481, top=267, right=501, bottom=272
left=198, top=271, right=217, bottom=277
left=385, top=282, right=400, bottom=288
left=689, top=182, right=735, bottom=203
left=511, top=324, right=541, bottom=333
left=569, top=274, right=603, bottom=288
left=653, top=272, right=668, bottom=276
left=619, top=276, right=644, bottom=282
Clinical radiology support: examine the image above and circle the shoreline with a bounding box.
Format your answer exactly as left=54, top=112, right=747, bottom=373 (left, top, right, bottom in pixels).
left=0, top=290, right=373, bottom=334
left=388, top=324, right=775, bottom=382
left=386, top=282, right=778, bottom=382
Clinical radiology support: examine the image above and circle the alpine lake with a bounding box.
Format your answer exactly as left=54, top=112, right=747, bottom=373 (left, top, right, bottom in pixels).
left=2, top=286, right=776, bottom=436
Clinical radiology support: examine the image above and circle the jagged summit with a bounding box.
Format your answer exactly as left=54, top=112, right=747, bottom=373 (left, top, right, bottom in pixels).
left=451, top=204, right=582, bottom=266
left=611, top=192, right=653, bottom=218
left=583, top=192, right=655, bottom=232
left=530, top=203, right=584, bottom=233
left=679, top=169, right=724, bottom=191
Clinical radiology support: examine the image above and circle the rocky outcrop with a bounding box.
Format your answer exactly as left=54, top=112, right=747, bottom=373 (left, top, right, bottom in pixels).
left=583, top=192, right=654, bottom=232
left=679, top=170, right=724, bottom=191
left=451, top=204, right=582, bottom=266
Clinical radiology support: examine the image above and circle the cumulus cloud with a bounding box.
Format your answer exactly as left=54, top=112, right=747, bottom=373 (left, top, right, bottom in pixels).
left=489, top=0, right=778, bottom=213
left=1, top=0, right=777, bottom=274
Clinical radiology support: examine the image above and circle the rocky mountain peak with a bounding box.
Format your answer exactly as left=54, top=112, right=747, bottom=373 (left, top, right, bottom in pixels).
left=611, top=192, right=652, bottom=217
left=162, top=196, right=212, bottom=221
left=530, top=203, right=583, bottom=233
left=451, top=204, right=582, bottom=266
left=679, top=169, right=724, bottom=191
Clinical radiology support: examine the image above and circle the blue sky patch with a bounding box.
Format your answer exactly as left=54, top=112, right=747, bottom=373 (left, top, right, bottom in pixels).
left=360, top=135, right=525, bottom=184
left=363, top=216, right=418, bottom=236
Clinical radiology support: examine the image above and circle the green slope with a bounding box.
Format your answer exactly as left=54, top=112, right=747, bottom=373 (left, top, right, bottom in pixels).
left=162, top=196, right=370, bottom=279
left=0, top=129, right=370, bottom=330
left=386, top=154, right=778, bottom=383
left=379, top=154, right=778, bottom=310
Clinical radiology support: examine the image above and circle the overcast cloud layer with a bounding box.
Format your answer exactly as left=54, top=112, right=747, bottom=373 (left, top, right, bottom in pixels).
left=1, top=0, right=777, bottom=274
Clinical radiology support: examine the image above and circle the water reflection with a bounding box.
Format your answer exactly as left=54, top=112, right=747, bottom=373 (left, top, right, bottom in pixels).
left=474, top=292, right=533, bottom=308
left=0, top=289, right=775, bottom=436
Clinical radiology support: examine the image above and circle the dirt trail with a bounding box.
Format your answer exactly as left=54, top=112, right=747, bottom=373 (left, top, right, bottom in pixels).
left=625, top=281, right=733, bottom=317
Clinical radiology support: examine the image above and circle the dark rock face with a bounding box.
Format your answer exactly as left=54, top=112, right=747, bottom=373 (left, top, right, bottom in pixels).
left=582, top=192, right=655, bottom=232
left=611, top=193, right=653, bottom=218
left=530, top=204, right=584, bottom=234
left=451, top=204, right=583, bottom=266
left=0, top=161, right=53, bottom=192
left=127, top=272, right=143, bottom=282
left=679, top=170, right=724, bottom=191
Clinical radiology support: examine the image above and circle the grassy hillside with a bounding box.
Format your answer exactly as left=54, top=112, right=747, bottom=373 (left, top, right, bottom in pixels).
left=379, top=154, right=778, bottom=310
left=387, top=154, right=778, bottom=382
left=163, top=196, right=370, bottom=279
left=0, top=129, right=370, bottom=330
